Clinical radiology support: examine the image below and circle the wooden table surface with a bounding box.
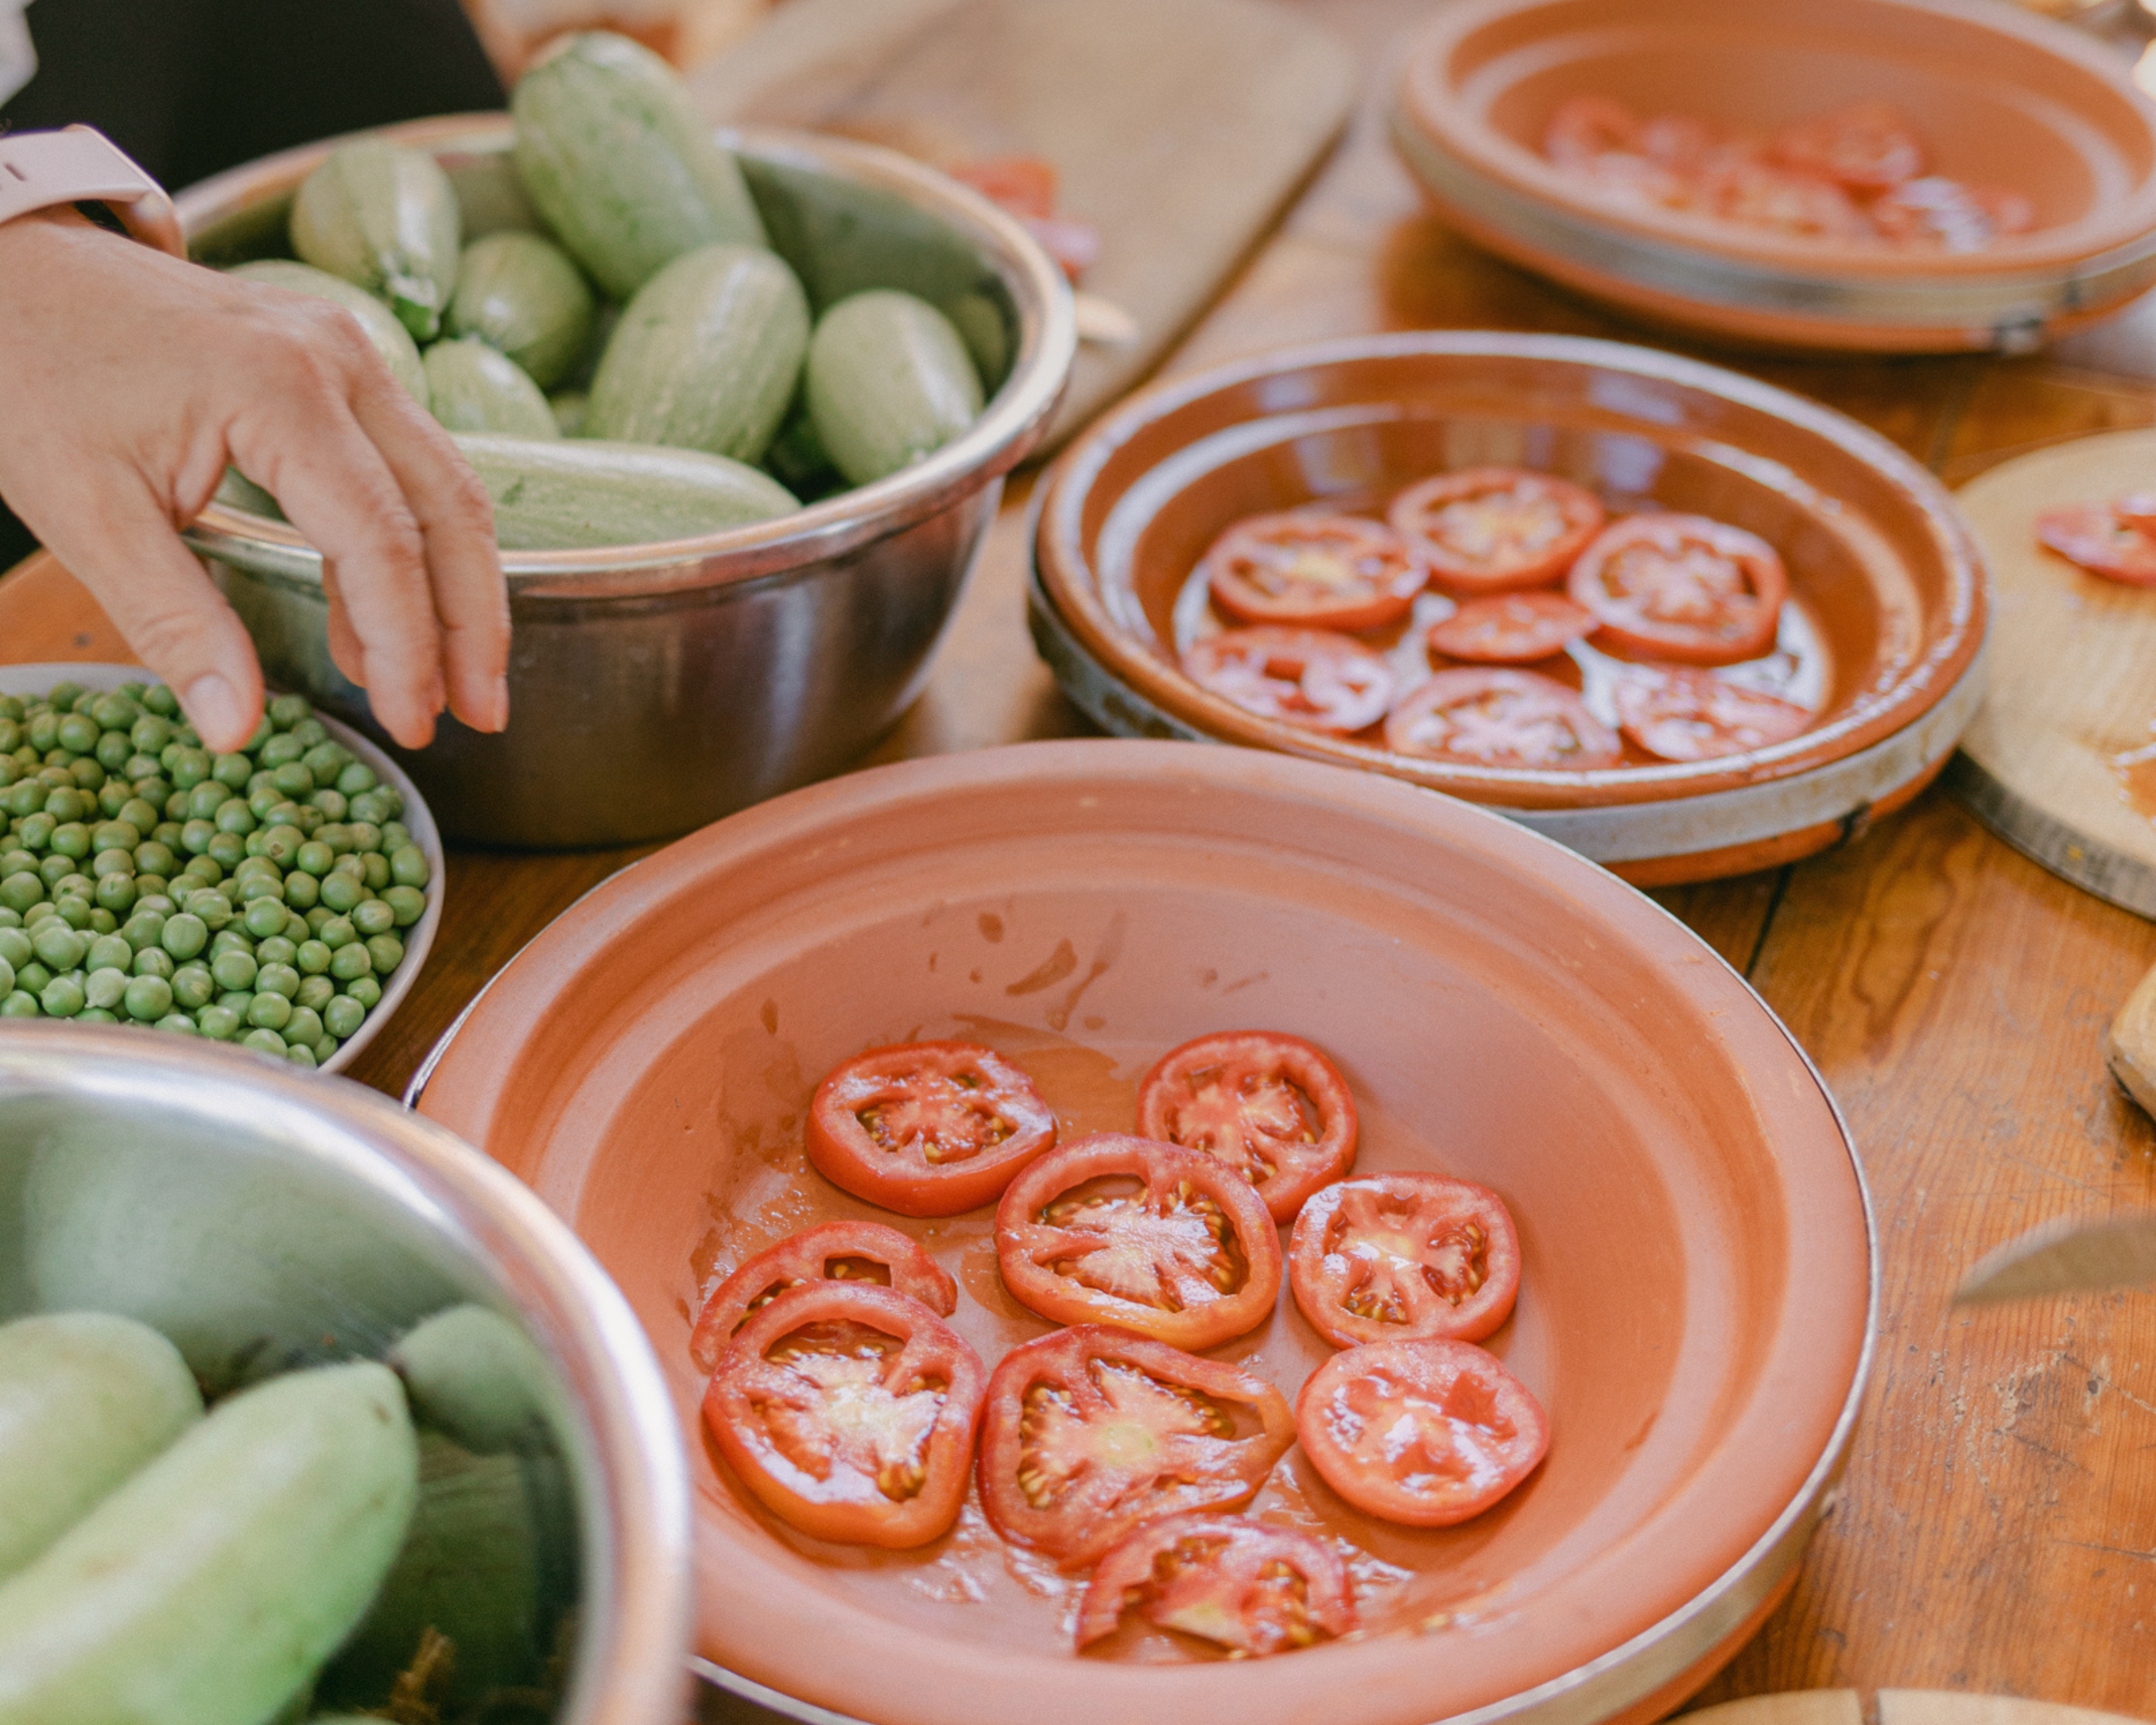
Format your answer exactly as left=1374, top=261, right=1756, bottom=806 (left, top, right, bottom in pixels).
left=7, top=2, right=2156, bottom=1715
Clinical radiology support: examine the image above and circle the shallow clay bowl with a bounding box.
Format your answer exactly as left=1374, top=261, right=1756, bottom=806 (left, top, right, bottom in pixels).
left=1030, top=332, right=1985, bottom=886
left=413, top=739, right=1873, bottom=1725
left=1390, top=0, right=2156, bottom=353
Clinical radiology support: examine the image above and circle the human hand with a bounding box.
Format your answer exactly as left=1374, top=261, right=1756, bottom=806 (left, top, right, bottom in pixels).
left=0, top=209, right=510, bottom=751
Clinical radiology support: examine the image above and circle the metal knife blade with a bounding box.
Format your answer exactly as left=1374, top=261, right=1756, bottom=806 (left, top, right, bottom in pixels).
left=1955, top=1211, right=2156, bottom=1304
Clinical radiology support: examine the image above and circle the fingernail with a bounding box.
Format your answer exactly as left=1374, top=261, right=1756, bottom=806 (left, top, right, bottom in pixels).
left=183, top=673, right=246, bottom=751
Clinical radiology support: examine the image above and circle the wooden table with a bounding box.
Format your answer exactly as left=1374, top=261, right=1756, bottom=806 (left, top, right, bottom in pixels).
left=7, top=3, right=2156, bottom=1714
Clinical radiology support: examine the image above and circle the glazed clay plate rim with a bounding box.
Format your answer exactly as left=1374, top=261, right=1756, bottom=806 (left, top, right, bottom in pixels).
left=0, top=662, right=444, bottom=1077
left=413, top=738, right=1875, bottom=1725
left=1033, top=330, right=1985, bottom=810
left=1393, top=0, right=2156, bottom=282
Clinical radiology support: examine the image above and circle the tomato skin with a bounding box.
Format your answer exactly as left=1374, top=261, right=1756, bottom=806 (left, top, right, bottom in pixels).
left=1202, top=513, right=1427, bottom=632
left=1695, top=159, right=1870, bottom=243
left=702, top=1281, right=987, bottom=1549
left=689, top=1220, right=958, bottom=1373
left=1383, top=668, right=1623, bottom=771
left=1613, top=668, right=1813, bottom=763
left=1387, top=468, right=1607, bottom=595
left=2035, top=501, right=2156, bottom=587
left=1869, top=176, right=2033, bottom=253
left=1568, top=513, right=1787, bottom=666
left=1426, top=591, right=1597, bottom=665
left=1288, top=1173, right=1521, bottom=1350
left=1135, top=1031, right=1357, bottom=1223
left=976, top=1324, right=1296, bottom=1568
left=1771, top=101, right=1924, bottom=192
left=1294, top=1338, right=1549, bottom=1527
left=1074, top=1511, right=1356, bottom=1655
left=1182, top=626, right=1396, bottom=733
left=806, top=1040, right=1057, bottom=1217
left=994, top=1131, right=1283, bottom=1349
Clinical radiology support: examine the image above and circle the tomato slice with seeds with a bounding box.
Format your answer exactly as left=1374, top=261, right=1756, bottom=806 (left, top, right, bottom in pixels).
left=1202, top=512, right=1427, bottom=632
left=1074, top=1512, right=1356, bottom=1656
left=1135, top=1031, right=1357, bottom=1223
left=1614, top=668, right=1813, bottom=763
left=1695, top=159, right=1870, bottom=243
left=976, top=1324, right=1295, bottom=1567
left=2035, top=500, right=2156, bottom=587
left=689, top=1220, right=958, bottom=1373
left=1772, top=101, right=1925, bottom=192
left=1426, top=591, right=1597, bottom=665
left=1294, top=1337, right=1549, bottom=1527
left=994, top=1132, right=1283, bottom=1349
left=806, top=1039, right=1057, bottom=1217
left=1182, top=626, right=1395, bottom=733
left=1568, top=513, right=1787, bottom=666
left=1383, top=668, right=1622, bottom=771
left=1386, top=468, right=1606, bottom=595
left=1869, top=176, right=2033, bottom=253
left=702, top=1281, right=987, bottom=1548
left=1542, top=94, right=1640, bottom=170
left=1288, top=1173, right=1521, bottom=1350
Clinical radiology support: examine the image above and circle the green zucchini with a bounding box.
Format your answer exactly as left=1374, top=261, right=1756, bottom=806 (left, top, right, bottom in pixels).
left=454, top=431, right=798, bottom=548
left=0, top=1361, right=419, bottom=1725
left=388, top=1304, right=554, bottom=1455
left=422, top=338, right=559, bottom=438
left=227, top=260, right=429, bottom=407
left=446, top=231, right=596, bottom=389
left=511, top=30, right=768, bottom=301
left=585, top=242, right=808, bottom=463
left=289, top=138, right=462, bottom=343
left=0, top=1314, right=203, bottom=1583
left=214, top=468, right=286, bottom=521
left=805, top=289, right=984, bottom=485
left=548, top=388, right=589, bottom=437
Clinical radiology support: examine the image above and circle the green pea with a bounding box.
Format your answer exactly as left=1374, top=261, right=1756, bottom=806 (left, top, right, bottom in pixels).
left=168, top=749, right=209, bottom=791
left=52, top=897, right=91, bottom=932
left=134, top=873, right=170, bottom=903
left=48, top=823, right=88, bottom=862
left=246, top=784, right=284, bottom=822
left=283, top=1004, right=325, bottom=1048
left=86, top=693, right=133, bottom=731
left=134, top=843, right=175, bottom=879
left=0, top=956, right=13, bottom=998
left=387, top=844, right=430, bottom=889
left=233, top=855, right=279, bottom=883
left=0, top=909, right=17, bottom=931
left=17, top=814, right=54, bottom=852
left=282, top=870, right=319, bottom=911
left=242, top=898, right=287, bottom=941
left=129, top=714, right=172, bottom=756
left=84, top=933, right=129, bottom=971
left=119, top=913, right=163, bottom=951
left=323, top=995, right=367, bottom=1039
left=0, top=872, right=43, bottom=912
left=214, top=801, right=256, bottom=837
left=84, top=969, right=127, bottom=1011
left=294, top=939, right=331, bottom=977
left=256, top=962, right=300, bottom=1001
left=349, top=792, right=393, bottom=827
left=23, top=714, right=57, bottom=753
left=95, top=782, right=130, bottom=818
left=15, top=961, right=52, bottom=995
left=184, top=783, right=229, bottom=822
left=246, top=991, right=292, bottom=1031
left=196, top=1004, right=242, bottom=1040
left=267, top=694, right=311, bottom=730
left=93, top=730, right=132, bottom=773
left=281, top=910, right=308, bottom=942
left=155, top=1013, right=199, bottom=1037
left=210, top=949, right=259, bottom=991
left=256, top=935, right=298, bottom=969
left=270, top=761, right=314, bottom=798
left=172, top=963, right=214, bottom=1010
left=206, top=830, right=244, bottom=870
left=278, top=1041, right=316, bottom=1069
left=55, top=714, right=97, bottom=755
left=381, top=821, right=412, bottom=854
left=317, top=872, right=363, bottom=915
left=328, top=942, right=374, bottom=982
left=235, top=874, right=285, bottom=907
left=176, top=819, right=213, bottom=857
left=93, top=873, right=137, bottom=916
left=358, top=853, right=389, bottom=891
left=66, top=758, right=106, bottom=792
left=349, top=898, right=392, bottom=939
left=181, top=856, right=222, bottom=889
left=89, top=848, right=132, bottom=882
left=291, top=839, right=334, bottom=878
left=296, top=975, right=337, bottom=1013
left=86, top=909, right=115, bottom=936
left=301, top=742, right=350, bottom=778
left=132, top=947, right=174, bottom=981
left=31, top=923, right=85, bottom=971
left=241, top=1027, right=287, bottom=1057
left=208, top=930, right=252, bottom=961
left=123, top=975, right=172, bottom=1022
left=134, top=777, right=172, bottom=812
left=73, top=1007, right=118, bottom=1024
left=182, top=889, right=233, bottom=932
left=307, top=788, right=349, bottom=822
left=160, top=912, right=208, bottom=960
left=216, top=990, right=253, bottom=1016
left=42, top=788, right=87, bottom=824
left=40, top=974, right=85, bottom=1017
left=1, top=991, right=38, bottom=1018
left=0, top=928, right=28, bottom=969
left=258, top=826, right=305, bottom=868
left=335, top=762, right=377, bottom=798
left=134, top=893, right=175, bottom=918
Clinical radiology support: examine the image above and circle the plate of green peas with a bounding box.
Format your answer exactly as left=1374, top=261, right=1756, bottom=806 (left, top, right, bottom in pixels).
left=0, top=665, right=442, bottom=1075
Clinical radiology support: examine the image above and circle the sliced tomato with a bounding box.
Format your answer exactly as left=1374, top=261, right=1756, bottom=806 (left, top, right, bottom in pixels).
left=1567, top=513, right=1787, bottom=666
left=976, top=1324, right=1295, bottom=1567
left=946, top=155, right=1059, bottom=219
left=1386, top=468, right=1606, bottom=595
left=1636, top=111, right=1722, bottom=174
left=1426, top=591, right=1597, bottom=665
left=2116, top=492, right=2156, bottom=534
left=1695, top=159, right=1871, bottom=243
left=806, top=1039, right=1057, bottom=1217
left=1182, top=626, right=1394, bottom=733
left=1567, top=149, right=1698, bottom=216
left=1614, top=668, right=1813, bottom=763
left=2035, top=501, right=2156, bottom=587
left=702, top=1281, right=987, bottom=1548
left=994, top=1132, right=1283, bottom=1349
left=1288, top=1174, right=1521, bottom=1350
left=689, top=1220, right=958, bottom=1373
left=1772, top=101, right=1924, bottom=191
left=1383, top=668, right=1622, bottom=771
left=1869, top=176, right=2034, bottom=253
left=1542, top=94, right=1639, bottom=170
left=1134, top=1031, right=1357, bottom=1223
left=1074, top=1512, right=1356, bottom=1656
left=1201, top=512, right=1427, bottom=632
left=1294, top=1337, right=1548, bottom=1527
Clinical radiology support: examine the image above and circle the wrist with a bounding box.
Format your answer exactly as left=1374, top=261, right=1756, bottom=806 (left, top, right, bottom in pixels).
left=0, top=128, right=183, bottom=257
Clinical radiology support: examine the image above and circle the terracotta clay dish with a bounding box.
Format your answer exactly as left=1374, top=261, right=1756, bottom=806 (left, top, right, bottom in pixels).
left=1389, top=0, right=2156, bottom=353
left=1029, top=332, right=1986, bottom=886
left=413, top=739, right=1873, bottom=1725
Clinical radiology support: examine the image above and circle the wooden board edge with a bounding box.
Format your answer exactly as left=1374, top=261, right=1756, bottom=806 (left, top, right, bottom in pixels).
left=1681, top=1690, right=1863, bottom=1725
left=1878, top=1691, right=2156, bottom=1725
left=1943, top=749, right=2156, bottom=921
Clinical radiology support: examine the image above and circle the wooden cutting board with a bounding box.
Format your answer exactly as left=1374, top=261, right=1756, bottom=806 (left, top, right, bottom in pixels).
left=686, top=0, right=1358, bottom=451
left=1683, top=1694, right=2152, bottom=1725
left=1945, top=429, right=2156, bottom=919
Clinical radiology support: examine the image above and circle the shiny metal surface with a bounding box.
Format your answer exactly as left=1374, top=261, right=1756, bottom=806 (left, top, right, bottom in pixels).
left=0, top=1026, right=694, bottom=1725
left=176, top=116, right=1076, bottom=848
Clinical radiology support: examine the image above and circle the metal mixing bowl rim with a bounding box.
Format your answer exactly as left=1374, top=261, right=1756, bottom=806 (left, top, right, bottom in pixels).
left=174, top=115, right=1077, bottom=603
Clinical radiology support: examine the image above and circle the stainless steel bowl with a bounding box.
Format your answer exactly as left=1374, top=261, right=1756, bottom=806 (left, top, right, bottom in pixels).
left=177, top=115, right=1076, bottom=849
left=0, top=1024, right=693, bottom=1725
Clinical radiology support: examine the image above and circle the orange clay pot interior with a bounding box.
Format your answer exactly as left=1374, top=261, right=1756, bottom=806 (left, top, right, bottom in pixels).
left=417, top=740, right=1871, bottom=1725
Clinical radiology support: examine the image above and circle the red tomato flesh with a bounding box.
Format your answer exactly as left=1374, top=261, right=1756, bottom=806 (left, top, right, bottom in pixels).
left=1695, top=158, right=1870, bottom=243
left=1386, top=468, right=1606, bottom=594
left=994, top=1131, right=1283, bottom=1349
left=1295, top=1337, right=1549, bottom=1527
left=1202, top=512, right=1427, bottom=632
left=1614, top=668, right=1813, bottom=763
left=1869, top=176, right=2033, bottom=252
left=689, top=1219, right=958, bottom=1373
left=1075, top=1512, right=1356, bottom=1657
left=1182, top=626, right=1395, bottom=733
left=702, top=1281, right=986, bottom=1548
left=1383, top=668, right=1622, bottom=771
left=806, top=1040, right=1056, bottom=1216
left=1135, top=1030, right=1357, bottom=1223
left=1289, top=1173, right=1521, bottom=1350
left=1772, top=101, right=1925, bottom=191
left=2035, top=501, right=2156, bottom=587
left=1426, top=591, right=1597, bottom=665
left=1568, top=512, right=1787, bottom=666
left=976, top=1324, right=1296, bottom=1568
